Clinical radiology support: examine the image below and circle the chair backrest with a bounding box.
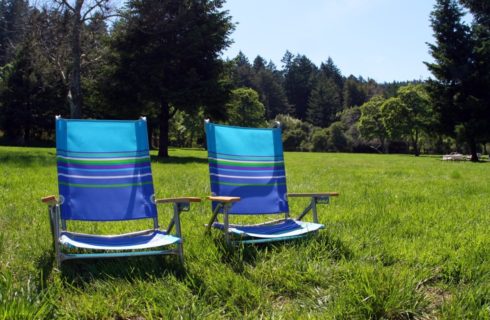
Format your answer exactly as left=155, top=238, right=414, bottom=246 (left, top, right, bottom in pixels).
left=205, top=122, right=289, bottom=214
left=56, top=118, right=157, bottom=221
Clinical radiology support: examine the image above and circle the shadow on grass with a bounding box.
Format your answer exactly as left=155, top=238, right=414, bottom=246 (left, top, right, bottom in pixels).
left=211, top=230, right=353, bottom=273
left=36, top=250, right=55, bottom=289
left=150, top=154, right=207, bottom=165
left=0, top=150, right=55, bottom=167
left=58, top=254, right=186, bottom=287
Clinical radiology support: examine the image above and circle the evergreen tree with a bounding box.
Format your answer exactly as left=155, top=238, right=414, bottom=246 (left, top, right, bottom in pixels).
left=0, top=0, right=29, bottom=66
left=108, top=0, right=233, bottom=158
left=0, top=40, right=65, bottom=144
left=342, top=75, right=367, bottom=108
left=425, top=0, right=489, bottom=161
left=283, top=54, right=317, bottom=120
left=306, top=76, right=341, bottom=127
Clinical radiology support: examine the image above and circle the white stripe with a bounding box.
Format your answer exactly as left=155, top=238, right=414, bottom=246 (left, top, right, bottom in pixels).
left=57, top=155, right=149, bottom=161
left=58, top=173, right=153, bottom=179
left=210, top=173, right=285, bottom=179
left=208, top=157, right=283, bottom=163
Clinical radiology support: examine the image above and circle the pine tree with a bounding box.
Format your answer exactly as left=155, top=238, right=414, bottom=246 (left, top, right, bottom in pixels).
left=425, top=0, right=489, bottom=161
left=306, top=76, right=341, bottom=127
left=108, top=0, right=233, bottom=158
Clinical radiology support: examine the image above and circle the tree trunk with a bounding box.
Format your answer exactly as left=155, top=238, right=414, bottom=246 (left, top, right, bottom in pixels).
left=70, top=0, right=83, bottom=119
left=158, top=99, right=170, bottom=158
left=412, top=131, right=420, bottom=156
left=468, top=137, right=479, bottom=162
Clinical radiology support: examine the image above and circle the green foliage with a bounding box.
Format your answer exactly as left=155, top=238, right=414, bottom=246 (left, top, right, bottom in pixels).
left=226, top=88, right=266, bottom=127
left=426, top=0, right=490, bottom=160
left=106, top=0, right=233, bottom=156
left=275, top=114, right=313, bottom=151
left=359, top=95, right=388, bottom=151
left=381, top=84, right=432, bottom=155
left=0, top=41, right=65, bottom=145
left=283, top=54, right=317, bottom=120
left=306, top=76, right=341, bottom=127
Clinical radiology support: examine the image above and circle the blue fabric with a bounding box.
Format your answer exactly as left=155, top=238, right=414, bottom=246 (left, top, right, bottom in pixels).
left=55, top=118, right=157, bottom=221
left=56, top=119, right=149, bottom=152
left=214, top=219, right=302, bottom=235
left=205, top=122, right=289, bottom=214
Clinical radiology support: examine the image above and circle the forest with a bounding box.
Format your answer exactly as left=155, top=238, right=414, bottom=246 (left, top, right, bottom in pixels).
left=0, top=0, right=489, bottom=160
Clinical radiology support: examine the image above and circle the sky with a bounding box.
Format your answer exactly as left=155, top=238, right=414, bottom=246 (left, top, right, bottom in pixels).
left=221, top=0, right=437, bottom=83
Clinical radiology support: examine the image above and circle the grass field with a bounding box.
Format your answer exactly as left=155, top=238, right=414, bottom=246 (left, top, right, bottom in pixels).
left=1, top=146, right=489, bottom=319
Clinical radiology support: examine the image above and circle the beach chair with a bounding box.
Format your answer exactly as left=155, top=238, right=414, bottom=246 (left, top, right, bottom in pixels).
left=204, top=121, right=339, bottom=245
left=41, top=117, right=200, bottom=266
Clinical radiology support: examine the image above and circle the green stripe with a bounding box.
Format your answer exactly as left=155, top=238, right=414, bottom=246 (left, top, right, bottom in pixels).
left=57, top=157, right=150, bottom=165
left=209, top=159, right=283, bottom=167
left=211, top=180, right=286, bottom=187
left=59, top=181, right=153, bottom=188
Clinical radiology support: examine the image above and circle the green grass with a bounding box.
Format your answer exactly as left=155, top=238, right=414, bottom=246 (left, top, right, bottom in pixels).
left=1, top=146, right=489, bottom=319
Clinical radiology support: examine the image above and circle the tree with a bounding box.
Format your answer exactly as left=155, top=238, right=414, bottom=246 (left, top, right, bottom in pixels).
left=306, top=76, right=341, bottom=127
left=0, top=0, right=29, bottom=66
left=358, top=95, right=388, bottom=152
left=381, top=84, right=432, bottom=156
left=0, top=40, right=65, bottom=144
left=283, top=54, right=317, bottom=120
left=46, top=0, right=115, bottom=118
left=425, top=0, right=490, bottom=161
left=343, top=75, right=367, bottom=109
left=109, top=0, right=233, bottom=158
left=226, top=88, right=266, bottom=127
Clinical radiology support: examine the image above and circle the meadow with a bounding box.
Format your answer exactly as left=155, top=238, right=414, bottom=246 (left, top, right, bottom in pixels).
left=0, top=146, right=489, bottom=319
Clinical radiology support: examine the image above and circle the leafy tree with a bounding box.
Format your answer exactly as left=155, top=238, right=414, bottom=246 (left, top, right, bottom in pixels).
left=425, top=0, right=490, bottom=161
left=310, top=127, right=329, bottom=152
left=327, top=121, right=348, bottom=152
left=275, top=114, right=312, bottom=151
left=45, top=0, right=115, bottom=118
left=108, top=0, right=233, bottom=158
left=381, top=84, right=432, bottom=156
left=358, top=95, right=388, bottom=152
left=226, top=87, right=266, bottom=127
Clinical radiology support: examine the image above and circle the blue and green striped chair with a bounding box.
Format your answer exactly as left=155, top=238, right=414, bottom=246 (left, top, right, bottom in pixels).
left=204, top=121, right=339, bottom=245
left=42, top=117, right=200, bottom=266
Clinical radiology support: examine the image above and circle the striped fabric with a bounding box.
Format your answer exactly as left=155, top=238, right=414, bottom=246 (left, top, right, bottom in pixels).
left=56, top=119, right=157, bottom=221
left=205, top=122, right=289, bottom=214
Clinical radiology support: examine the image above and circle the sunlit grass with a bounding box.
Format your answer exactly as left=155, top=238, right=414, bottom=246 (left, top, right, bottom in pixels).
left=1, top=146, right=489, bottom=318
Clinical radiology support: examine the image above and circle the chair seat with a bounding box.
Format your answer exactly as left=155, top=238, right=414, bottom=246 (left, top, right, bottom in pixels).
left=60, top=230, right=181, bottom=251
left=212, top=219, right=324, bottom=239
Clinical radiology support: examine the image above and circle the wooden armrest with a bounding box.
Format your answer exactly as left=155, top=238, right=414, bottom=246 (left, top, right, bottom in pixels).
left=41, top=195, right=58, bottom=205
left=207, top=196, right=241, bottom=203
left=155, top=197, right=201, bottom=204
left=287, top=192, right=339, bottom=197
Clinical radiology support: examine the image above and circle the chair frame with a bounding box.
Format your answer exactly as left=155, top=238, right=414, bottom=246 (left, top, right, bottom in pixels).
left=205, top=193, right=339, bottom=245
left=42, top=195, right=200, bottom=266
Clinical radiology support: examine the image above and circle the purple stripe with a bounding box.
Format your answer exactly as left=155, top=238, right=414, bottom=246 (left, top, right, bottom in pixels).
left=57, top=148, right=149, bottom=154
left=208, top=151, right=283, bottom=159
left=209, top=164, right=284, bottom=171
left=58, top=162, right=150, bottom=170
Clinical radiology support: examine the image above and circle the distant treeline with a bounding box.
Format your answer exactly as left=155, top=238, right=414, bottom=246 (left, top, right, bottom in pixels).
left=0, top=0, right=488, bottom=159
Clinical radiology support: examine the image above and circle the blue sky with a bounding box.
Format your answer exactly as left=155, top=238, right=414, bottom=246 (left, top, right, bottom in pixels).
left=221, top=0, right=437, bottom=83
